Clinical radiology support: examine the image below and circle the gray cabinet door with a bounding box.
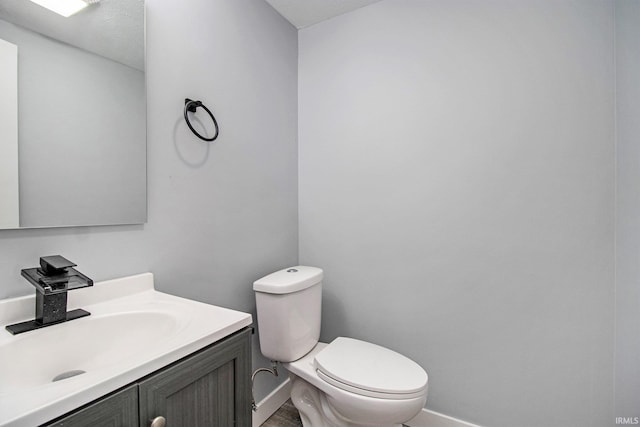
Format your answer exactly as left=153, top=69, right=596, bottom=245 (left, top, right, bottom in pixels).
left=43, top=385, right=138, bottom=427
left=138, top=328, right=252, bottom=427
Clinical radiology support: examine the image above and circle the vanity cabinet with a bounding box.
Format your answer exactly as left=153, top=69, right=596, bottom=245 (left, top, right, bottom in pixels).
left=43, top=327, right=252, bottom=427
left=138, top=327, right=252, bottom=426
left=45, top=386, right=138, bottom=427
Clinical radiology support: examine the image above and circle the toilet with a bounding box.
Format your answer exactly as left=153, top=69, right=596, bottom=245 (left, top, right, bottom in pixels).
left=254, top=266, right=428, bottom=427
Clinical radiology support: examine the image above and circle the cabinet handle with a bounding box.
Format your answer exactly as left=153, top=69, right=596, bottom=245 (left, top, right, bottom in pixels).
left=150, top=416, right=166, bottom=427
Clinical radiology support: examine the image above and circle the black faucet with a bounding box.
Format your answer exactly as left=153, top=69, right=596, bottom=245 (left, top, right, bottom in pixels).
left=5, top=256, right=93, bottom=335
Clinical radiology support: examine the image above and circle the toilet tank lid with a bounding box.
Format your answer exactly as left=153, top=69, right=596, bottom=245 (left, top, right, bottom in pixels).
left=253, top=266, right=323, bottom=294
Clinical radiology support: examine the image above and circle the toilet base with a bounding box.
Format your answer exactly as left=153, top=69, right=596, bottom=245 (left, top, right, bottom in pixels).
left=289, top=373, right=404, bottom=427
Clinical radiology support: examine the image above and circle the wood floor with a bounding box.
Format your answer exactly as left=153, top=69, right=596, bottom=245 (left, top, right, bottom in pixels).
left=260, top=399, right=303, bottom=426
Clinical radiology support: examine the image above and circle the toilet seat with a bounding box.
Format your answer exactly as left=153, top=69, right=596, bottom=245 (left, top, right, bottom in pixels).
left=313, top=337, right=428, bottom=400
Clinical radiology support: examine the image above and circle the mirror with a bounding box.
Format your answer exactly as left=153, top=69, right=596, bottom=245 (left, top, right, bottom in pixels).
left=0, top=0, right=146, bottom=229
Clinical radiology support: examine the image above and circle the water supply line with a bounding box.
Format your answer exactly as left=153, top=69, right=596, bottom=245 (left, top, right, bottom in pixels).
left=251, top=361, right=279, bottom=412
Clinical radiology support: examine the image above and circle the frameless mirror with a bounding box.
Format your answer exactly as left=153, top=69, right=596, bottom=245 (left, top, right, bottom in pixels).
left=0, top=0, right=146, bottom=229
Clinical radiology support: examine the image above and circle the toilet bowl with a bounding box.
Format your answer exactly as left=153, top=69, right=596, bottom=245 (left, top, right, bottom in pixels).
left=284, top=341, right=427, bottom=427
left=254, top=266, right=428, bottom=427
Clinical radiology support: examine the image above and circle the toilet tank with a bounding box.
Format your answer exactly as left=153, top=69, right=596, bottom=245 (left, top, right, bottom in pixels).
left=253, top=266, right=323, bottom=362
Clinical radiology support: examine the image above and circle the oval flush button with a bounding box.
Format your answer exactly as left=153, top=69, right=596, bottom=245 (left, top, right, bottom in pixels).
left=286, top=268, right=298, bottom=273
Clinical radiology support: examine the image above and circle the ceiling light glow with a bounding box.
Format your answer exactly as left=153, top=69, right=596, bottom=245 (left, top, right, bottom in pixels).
left=28, top=0, right=91, bottom=17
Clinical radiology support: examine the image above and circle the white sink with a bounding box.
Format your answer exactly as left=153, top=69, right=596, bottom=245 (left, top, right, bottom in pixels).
left=0, top=273, right=252, bottom=427
left=0, top=311, right=178, bottom=394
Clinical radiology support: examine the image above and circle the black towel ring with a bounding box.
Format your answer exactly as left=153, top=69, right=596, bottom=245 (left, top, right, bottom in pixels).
left=184, top=98, right=219, bottom=142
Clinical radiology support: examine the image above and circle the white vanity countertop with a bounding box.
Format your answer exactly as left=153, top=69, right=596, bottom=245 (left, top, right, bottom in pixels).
left=0, top=273, right=252, bottom=427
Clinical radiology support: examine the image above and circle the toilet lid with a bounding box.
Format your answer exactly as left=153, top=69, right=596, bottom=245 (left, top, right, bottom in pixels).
left=313, top=337, right=428, bottom=397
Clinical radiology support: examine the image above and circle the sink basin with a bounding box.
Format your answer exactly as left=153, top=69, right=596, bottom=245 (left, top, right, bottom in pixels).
left=0, top=273, right=252, bottom=427
left=0, top=311, right=178, bottom=394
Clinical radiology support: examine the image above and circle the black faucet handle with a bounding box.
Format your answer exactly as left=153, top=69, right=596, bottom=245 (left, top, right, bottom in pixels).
left=39, top=255, right=77, bottom=276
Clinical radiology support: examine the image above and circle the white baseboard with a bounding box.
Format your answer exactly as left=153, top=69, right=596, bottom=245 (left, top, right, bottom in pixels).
left=252, top=378, right=292, bottom=427
left=406, top=408, right=483, bottom=427
left=252, top=379, right=481, bottom=427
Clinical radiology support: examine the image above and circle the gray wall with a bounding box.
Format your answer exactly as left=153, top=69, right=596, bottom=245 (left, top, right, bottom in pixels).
left=298, top=1, right=615, bottom=426
left=0, top=20, right=146, bottom=227
left=615, top=0, right=640, bottom=420
left=0, top=0, right=297, bottom=402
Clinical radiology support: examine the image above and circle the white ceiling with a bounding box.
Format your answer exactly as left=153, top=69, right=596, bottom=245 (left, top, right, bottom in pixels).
left=0, top=0, right=380, bottom=69
left=264, top=0, right=384, bottom=29
left=0, top=0, right=144, bottom=70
